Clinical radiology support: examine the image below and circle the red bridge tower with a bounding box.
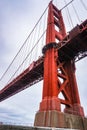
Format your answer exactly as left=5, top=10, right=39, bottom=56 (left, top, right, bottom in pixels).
left=34, top=1, right=85, bottom=128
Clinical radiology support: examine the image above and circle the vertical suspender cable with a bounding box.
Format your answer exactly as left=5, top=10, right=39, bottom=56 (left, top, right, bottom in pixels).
left=64, top=0, right=74, bottom=28
left=80, top=0, right=87, bottom=10
left=71, top=3, right=81, bottom=23
left=7, top=30, right=46, bottom=83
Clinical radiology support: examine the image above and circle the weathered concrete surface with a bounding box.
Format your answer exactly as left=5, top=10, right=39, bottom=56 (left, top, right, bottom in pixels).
left=34, top=110, right=87, bottom=130
left=0, top=125, right=78, bottom=130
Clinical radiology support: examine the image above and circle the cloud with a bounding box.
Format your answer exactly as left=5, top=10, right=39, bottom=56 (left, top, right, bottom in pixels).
left=0, top=104, right=27, bottom=123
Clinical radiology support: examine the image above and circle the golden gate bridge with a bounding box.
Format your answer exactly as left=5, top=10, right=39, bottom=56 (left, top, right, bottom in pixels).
left=0, top=0, right=87, bottom=129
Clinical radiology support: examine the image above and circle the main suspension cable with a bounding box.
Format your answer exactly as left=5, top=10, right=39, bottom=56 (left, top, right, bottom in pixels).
left=60, top=0, right=74, bottom=11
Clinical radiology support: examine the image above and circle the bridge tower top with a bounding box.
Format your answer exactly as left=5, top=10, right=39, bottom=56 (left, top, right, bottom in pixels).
left=46, top=1, right=66, bottom=43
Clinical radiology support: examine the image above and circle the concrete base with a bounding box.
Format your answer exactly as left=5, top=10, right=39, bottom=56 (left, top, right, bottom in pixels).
left=34, top=110, right=87, bottom=130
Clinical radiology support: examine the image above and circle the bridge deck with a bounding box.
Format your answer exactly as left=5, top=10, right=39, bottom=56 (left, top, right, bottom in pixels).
left=59, top=19, right=87, bottom=62
left=0, top=19, right=87, bottom=102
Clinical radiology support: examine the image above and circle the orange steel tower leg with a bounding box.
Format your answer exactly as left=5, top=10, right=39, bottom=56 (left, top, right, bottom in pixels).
left=63, top=61, right=84, bottom=116
left=40, top=1, right=66, bottom=112
left=34, top=1, right=84, bottom=127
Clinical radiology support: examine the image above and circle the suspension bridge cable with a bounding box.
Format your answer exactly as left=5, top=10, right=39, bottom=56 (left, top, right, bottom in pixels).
left=0, top=5, right=48, bottom=82
left=71, top=2, right=81, bottom=23
left=64, top=0, right=74, bottom=28
left=7, top=29, right=46, bottom=84
left=60, top=0, right=74, bottom=11
left=63, top=3, right=72, bottom=30
left=80, top=0, right=87, bottom=10
left=35, top=17, right=42, bottom=60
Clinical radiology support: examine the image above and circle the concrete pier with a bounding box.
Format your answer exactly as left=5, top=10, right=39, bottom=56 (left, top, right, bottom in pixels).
left=34, top=111, right=87, bottom=130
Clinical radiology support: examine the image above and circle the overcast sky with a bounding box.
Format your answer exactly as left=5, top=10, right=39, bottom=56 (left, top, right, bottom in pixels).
left=0, top=0, right=87, bottom=126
